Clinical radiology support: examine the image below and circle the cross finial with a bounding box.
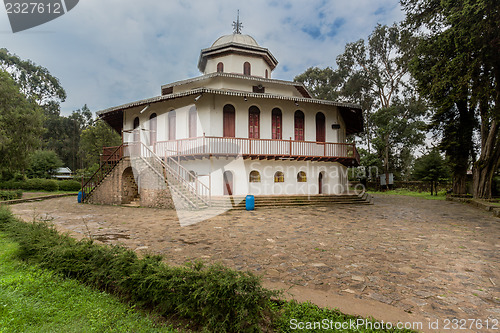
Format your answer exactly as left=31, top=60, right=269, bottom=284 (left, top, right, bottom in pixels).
left=232, top=10, right=243, bottom=34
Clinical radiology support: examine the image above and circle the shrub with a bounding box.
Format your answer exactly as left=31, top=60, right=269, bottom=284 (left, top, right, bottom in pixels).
left=0, top=207, right=276, bottom=332
left=58, top=180, right=81, bottom=192
left=0, top=179, right=59, bottom=191
left=0, top=190, right=22, bottom=201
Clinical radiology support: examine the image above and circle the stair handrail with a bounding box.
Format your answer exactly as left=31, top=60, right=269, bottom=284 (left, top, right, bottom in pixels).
left=81, top=144, right=124, bottom=200
left=138, top=143, right=210, bottom=207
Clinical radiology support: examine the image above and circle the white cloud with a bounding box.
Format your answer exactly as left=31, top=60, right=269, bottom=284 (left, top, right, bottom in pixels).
left=0, top=0, right=404, bottom=115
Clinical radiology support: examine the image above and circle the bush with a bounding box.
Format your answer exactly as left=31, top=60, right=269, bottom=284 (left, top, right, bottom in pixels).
left=0, top=190, right=22, bottom=201
left=0, top=179, right=59, bottom=192
left=58, top=180, right=81, bottom=192
left=0, top=207, right=276, bottom=332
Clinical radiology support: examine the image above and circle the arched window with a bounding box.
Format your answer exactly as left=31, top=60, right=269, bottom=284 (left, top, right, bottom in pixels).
left=223, top=104, right=235, bottom=137
left=297, top=171, right=307, bottom=182
left=272, top=108, right=282, bottom=140
left=217, top=62, right=224, bottom=73
left=243, top=62, right=251, bottom=75
left=316, top=112, right=326, bottom=142
left=133, top=117, right=140, bottom=143
left=168, top=110, right=176, bottom=140
left=248, top=106, right=260, bottom=139
left=265, top=69, right=269, bottom=78
left=149, top=113, right=157, bottom=145
left=274, top=171, right=284, bottom=183
left=189, top=106, right=197, bottom=138
left=249, top=170, right=261, bottom=183
left=294, top=110, right=305, bottom=141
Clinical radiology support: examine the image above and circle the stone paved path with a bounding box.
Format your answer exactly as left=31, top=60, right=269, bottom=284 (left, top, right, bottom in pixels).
left=9, top=194, right=500, bottom=332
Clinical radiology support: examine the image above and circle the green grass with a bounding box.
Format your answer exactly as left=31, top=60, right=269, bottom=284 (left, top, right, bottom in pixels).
left=0, top=232, right=176, bottom=333
left=368, top=189, right=447, bottom=200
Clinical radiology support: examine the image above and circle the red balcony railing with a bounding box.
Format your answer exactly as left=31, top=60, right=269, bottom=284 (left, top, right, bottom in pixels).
left=152, top=136, right=360, bottom=166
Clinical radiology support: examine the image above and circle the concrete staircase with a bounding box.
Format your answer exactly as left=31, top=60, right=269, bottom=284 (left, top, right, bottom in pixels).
left=210, top=192, right=373, bottom=210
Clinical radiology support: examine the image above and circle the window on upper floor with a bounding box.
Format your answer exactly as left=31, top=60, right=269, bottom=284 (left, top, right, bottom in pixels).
left=149, top=113, right=157, bottom=145
left=248, top=106, right=260, bottom=139
left=189, top=106, right=197, bottom=138
left=294, top=110, right=305, bottom=141
left=243, top=62, right=251, bottom=75
left=223, top=104, right=235, bottom=138
left=217, top=62, right=224, bottom=73
left=272, top=108, right=282, bottom=140
left=168, top=110, right=176, bottom=140
left=265, top=69, right=269, bottom=78
left=133, top=117, right=140, bottom=142
left=316, top=112, right=326, bottom=142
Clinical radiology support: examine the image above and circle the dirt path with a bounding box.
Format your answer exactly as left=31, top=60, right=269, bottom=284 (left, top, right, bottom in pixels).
left=9, top=195, right=500, bottom=332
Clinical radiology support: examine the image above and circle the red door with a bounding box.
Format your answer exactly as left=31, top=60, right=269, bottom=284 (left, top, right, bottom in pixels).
left=316, top=112, right=325, bottom=142
left=223, top=105, right=235, bottom=137
left=223, top=171, right=233, bottom=195
left=272, top=108, right=282, bottom=139
left=294, top=111, right=304, bottom=141
left=248, top=106, right=260, bottom=139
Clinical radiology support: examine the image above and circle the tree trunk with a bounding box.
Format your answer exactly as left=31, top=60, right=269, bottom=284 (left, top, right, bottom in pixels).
left=384, top=135, right=390, bottom=190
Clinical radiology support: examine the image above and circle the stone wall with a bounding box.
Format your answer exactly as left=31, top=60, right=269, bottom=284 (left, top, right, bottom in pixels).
left=86, top=157, right=175, bottom=209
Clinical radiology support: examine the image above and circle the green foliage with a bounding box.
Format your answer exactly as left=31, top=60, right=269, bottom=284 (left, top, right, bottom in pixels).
left=274, top=300, right=417, bottom=332
left=26, top=150, right=63, bottom=179
left=0, top=190, right=22, bottom=201
left=0, top=207, right=277, bottom=332
left=0, top=70, right=44, bottom=176
left=412, top=149, right=449, bottom=195
left=0, top=48, right=66, bottom=106
left=294, top=67, right=342, bottom=101
left=58, top=180, right=81, bottom=191
left=0, top=233, right=174, bottom=333
left=80, top=119, right=122, bottom=168
left=0, top=178, right=59, bottom=191
left=369, top=189, right=447, bottom=201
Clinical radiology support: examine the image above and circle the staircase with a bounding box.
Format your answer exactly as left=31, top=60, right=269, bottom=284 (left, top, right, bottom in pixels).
left=210, top=192, right=372, bottom=210
left=82, top=143, right=211, bottom=210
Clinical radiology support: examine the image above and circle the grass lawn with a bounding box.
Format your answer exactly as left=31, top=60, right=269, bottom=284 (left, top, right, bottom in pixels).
left=0, top=233, right=177, bottom=333
left=368, top=188, right=447, bottom=200
left=21, top=191, right=78, bottom=199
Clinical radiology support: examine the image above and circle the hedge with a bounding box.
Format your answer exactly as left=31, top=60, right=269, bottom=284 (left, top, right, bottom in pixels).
left=0, top=190, right=23, bottom=201
left=0, top=207, right=276, bottom=332
left=0, top=179, right=81, bottom=192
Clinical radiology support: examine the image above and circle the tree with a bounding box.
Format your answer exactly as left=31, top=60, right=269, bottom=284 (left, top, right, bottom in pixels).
left=295, top=24, right=427, bottom=184
left=402, top=0, right=500, bottom=198
left=26, top=150, right=63, bottom=179
left=0, top=70, right=44, bottom=178
left=79, top=119, right=122, bottom=168
left=412, top=148, right=449, bottom=195
left=0, top=48, right=66, bottom=107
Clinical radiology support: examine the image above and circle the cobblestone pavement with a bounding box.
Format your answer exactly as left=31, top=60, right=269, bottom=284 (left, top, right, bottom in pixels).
left=10, top=194, right=500, bottom=331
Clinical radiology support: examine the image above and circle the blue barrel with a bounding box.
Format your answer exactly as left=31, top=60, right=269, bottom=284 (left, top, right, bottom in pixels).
left=77, top=191, right=84, bottom=203
left=245, top=195, right=255, bottom=211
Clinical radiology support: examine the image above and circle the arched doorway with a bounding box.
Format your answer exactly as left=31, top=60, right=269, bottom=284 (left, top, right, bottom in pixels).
left=122, top=167, right=139, bottom=204
left=223, top=104, right=235, bottom=137
left=223, top=171, right=233, bottom=196
left=318, top=171, right=326, bottom=194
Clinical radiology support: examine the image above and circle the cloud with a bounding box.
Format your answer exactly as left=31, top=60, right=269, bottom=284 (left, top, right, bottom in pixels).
left=0, top=0, right=404, bottom=116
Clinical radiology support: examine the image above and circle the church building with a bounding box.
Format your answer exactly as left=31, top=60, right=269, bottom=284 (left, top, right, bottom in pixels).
left=84, top=22, right=364, bottom=211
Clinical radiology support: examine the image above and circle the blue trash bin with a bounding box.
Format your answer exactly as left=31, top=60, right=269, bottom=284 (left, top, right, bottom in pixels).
left=245, top=195, right=255, bottom=211
left=77, top=191, right=84, bottom=203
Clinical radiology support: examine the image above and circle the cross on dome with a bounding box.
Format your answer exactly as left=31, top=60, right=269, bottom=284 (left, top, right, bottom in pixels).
left=232, top=10, right=243, bottom=34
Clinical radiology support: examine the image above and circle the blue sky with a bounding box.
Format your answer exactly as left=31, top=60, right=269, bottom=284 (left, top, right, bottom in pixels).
left=0, top=0, right=404, bottom=116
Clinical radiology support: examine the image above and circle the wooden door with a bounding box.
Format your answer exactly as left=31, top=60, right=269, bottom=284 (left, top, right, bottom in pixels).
left=294, top=111, right=304, bottom=141
left=248, top=106, right=260, bottom=139
left=223, top=171, right=233, bottom=196
left=189, top=107, right=197, bottom=138
left=223, top=105, right=235, bottom=137
left=316, top=112, right=325, bottom=142
left=168, top=111, right=176, bottom=140
left=318, top=172, right=323, bottom=194
left=272, top=108, right=282, bottom=139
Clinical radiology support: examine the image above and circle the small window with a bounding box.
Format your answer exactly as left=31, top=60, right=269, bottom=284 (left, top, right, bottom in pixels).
left=162, top=87, right=173, bottom=95
left=297, top=171, right=307, bottom=183
left=217, top=62, right=224, bottom=73
left=149, top=113, right=157, bottom=145
left=249, top=170, right=261, bottom=183
left=243, top=62, right=251, bottom=75
left=274, top=171, right=284, bottom=183
left=252, top=85, right=265, bottom=93
left=265, top=69, right=269, bottom=78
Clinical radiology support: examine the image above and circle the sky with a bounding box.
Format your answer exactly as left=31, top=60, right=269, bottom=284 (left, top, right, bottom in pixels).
left=0, top=0, right=405, bottom=116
